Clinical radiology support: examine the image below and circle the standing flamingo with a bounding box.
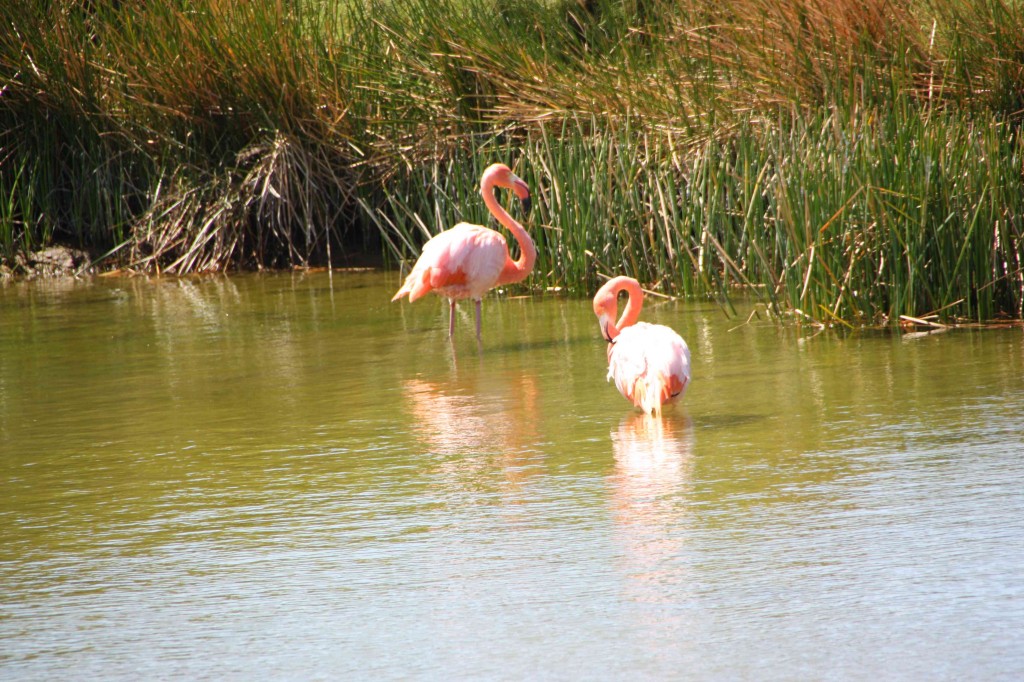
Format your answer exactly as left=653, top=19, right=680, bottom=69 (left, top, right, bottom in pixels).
left=391, top=163, right=535, bottom=340
left=593, top=276, right=691, bottom=415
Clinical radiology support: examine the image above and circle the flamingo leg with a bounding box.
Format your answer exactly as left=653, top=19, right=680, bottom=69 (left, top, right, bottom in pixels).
left=475, top=299, right=482, bottom=340
left=448, top=299, right=457, bottom=337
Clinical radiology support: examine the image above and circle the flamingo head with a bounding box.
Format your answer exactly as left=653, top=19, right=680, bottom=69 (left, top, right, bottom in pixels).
left=593, top=291, right=618, bottom=343
left=593, top=276, right=643, bottom=342
left=484, top=163, right=532, bottom=216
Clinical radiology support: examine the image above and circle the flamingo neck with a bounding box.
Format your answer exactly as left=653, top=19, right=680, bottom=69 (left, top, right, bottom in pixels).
left=483, top=179, right=535, bottom=284
left=605, top=277, right=643, bottom=340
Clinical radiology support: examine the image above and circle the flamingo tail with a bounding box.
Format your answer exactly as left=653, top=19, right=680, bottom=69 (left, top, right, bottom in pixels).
left=633, top=374, right=666, bottom=416
left=392, top=267, right=433, bottom=302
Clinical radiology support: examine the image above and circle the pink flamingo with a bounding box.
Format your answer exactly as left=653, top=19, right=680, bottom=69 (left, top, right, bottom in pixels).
left=391, top=163, right=535, bottom=339
left=593, top=276, right=691, bottom=415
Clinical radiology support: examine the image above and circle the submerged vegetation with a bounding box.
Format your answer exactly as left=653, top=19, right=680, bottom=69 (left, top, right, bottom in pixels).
left=2, top=0, right=1023, bottom=325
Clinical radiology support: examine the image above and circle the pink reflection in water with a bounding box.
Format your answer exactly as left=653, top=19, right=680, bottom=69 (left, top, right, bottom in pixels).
left=609, top=413, right=695, bottom=606
left=403, top=373, right=541, bottom=490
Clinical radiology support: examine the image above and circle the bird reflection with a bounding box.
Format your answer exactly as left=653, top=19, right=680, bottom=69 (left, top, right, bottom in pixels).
left=609, top=412, right=695, bottom=606
left=403, top=373, right=541, bottom=491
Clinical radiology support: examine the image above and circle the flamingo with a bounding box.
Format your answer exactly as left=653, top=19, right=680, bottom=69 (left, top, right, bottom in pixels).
left=391, top=163, right=535, bottom=340
left=593, top=276, right=691, bottom=415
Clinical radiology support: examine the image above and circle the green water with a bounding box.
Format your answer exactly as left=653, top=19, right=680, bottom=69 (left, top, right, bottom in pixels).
left=2, top=271, right=1023, bottom=680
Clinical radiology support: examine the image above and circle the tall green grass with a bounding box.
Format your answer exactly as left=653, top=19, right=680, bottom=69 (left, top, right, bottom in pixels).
left=1, top=0, right=1023, bottom=323
left=369, top=112, right=1024, bottom=325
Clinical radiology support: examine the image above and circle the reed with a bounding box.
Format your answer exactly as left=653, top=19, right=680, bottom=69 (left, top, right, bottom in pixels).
left=369, top=111, right=1023, bottom=325
left=1, top=0, right=1022, bottom=323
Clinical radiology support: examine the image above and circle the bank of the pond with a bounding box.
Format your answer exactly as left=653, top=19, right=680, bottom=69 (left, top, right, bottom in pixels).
left=0, top=246, right=96, bottom=280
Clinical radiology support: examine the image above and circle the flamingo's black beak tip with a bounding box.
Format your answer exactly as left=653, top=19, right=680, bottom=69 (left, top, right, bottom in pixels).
left=520, top=195, right=532, bottom=216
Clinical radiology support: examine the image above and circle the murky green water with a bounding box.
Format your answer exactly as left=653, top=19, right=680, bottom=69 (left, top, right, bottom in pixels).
left=2, top=271, right=1023, bottom=680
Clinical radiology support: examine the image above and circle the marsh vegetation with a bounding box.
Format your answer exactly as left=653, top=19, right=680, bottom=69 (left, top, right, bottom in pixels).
left=2, top=0, right=1022, bottom=324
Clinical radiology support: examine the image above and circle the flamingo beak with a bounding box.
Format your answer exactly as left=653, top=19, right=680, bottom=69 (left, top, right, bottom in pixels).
left=519, top=194, right=532, bottom=216
left=598, top=314, right=613, bottom=343
left=510, top=174, right=532, bottom=216
left=493, top=180, right=531, bottom=216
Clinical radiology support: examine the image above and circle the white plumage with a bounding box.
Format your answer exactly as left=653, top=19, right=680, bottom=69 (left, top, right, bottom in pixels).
left=593, top=276, right=692, bottom=415
left=607, top=322, right=691, bottom=415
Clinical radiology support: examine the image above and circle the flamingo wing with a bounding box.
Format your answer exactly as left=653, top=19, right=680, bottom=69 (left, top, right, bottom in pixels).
left=607, top=322, right=691, bottom=413
left=392, top=223, right=509, bottom=302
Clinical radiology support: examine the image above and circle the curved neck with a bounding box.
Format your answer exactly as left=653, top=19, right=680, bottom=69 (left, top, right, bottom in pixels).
left=603, top=277, right=644, bottom=340
left=483, top=180, right=535, bottom=284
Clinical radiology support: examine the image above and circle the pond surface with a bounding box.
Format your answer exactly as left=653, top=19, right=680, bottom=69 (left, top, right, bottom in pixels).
left=1, top=271, right=1023, bottom=680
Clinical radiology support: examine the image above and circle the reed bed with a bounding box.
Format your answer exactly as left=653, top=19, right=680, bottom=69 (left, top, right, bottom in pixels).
left=372, top=114, right=1024, bottom=325
left=1, top=0, right=1023, bottom=324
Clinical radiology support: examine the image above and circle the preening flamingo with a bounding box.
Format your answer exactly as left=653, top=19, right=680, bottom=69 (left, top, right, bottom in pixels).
left=391, top=163, right=534, bottom=340
left=593, top=276, right=691, bottom=415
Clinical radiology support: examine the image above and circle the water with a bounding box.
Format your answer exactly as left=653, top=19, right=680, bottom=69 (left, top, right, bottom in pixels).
left=2, top=271, right=1023, bottom=680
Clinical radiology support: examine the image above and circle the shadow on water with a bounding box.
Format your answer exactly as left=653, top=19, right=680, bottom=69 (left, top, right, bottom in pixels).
left=689, top=413, right=767, bottom=430
left=482, top=334, right=593, bottom=356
